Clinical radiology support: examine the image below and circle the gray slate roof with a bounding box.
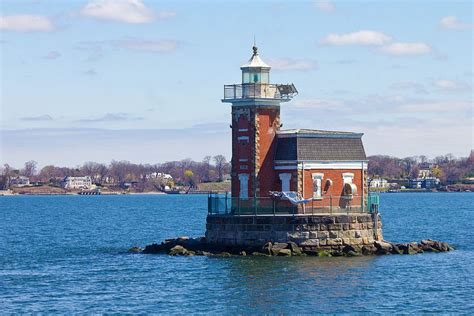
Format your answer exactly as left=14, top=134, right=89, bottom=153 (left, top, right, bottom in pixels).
left=275, top=129, right=367, bottom=161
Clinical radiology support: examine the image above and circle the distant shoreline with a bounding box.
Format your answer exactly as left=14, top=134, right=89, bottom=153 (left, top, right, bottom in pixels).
left=1, top=191, right=471, bottom=197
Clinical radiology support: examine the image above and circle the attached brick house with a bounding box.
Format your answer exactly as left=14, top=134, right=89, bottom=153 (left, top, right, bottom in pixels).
left=223, top=46, right=369, bottom=213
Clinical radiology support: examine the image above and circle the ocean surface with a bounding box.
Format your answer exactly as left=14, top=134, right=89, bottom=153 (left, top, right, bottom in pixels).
left=1, top=192, right=473, bottom=314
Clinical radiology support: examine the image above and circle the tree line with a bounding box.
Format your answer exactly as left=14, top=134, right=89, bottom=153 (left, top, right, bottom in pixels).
left=0, top=155, right=231, bottom=189
left=1, top=151, right=472, bottom=189
left=367, top=151, right=474, bottom=184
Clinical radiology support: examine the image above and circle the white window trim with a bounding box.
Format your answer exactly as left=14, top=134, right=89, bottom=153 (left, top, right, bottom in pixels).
left=238, top=174, right=249, bottom=199
left=238, top=136, right=249, bottom=142
left=238, top=128, right=249, bottom=132
left=312, top=173, right=324, bottom=200
left=342, top=172, right=354, bottom=184
left=279, top=173, right=291, bottom=192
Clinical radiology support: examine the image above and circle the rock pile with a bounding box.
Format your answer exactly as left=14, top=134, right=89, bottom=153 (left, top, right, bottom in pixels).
left=131, top=237, right=453, bottom=257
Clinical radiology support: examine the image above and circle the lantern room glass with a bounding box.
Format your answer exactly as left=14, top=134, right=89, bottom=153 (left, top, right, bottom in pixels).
left=242, top=70, right=270, bottom=84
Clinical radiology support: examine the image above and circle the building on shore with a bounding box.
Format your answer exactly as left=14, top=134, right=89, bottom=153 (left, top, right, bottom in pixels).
left=10, top=176, right=30, bottom=187
left=61, top=176, right=92, bottom=190
left=370, top=178, right=389, bottom=189
left=409, top=177, right=440, bottom=189
left=206, top=46, right=381, bottom=249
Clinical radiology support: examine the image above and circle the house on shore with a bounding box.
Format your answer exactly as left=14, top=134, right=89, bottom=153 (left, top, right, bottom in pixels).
left=61, top=176, right=92, bottom=190
left=10, top=176, right=30, bottom=187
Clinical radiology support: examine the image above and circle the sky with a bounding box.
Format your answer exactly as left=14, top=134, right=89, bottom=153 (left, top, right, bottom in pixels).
left=0, top=0, right=473, bottom=168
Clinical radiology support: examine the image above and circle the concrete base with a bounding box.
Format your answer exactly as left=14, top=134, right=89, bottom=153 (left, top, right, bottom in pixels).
left=205, top=213, right=383, bottom=251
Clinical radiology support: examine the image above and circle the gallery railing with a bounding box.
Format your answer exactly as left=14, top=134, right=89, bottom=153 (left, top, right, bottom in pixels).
left=208, top=193, right=380, bottom=216
left=223, top=83, right=297, bottom=101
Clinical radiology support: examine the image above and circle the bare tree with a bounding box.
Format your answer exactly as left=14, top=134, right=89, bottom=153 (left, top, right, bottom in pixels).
left=96, top=163, right=108, bottom=184
left=213, top=155, right=227, bottom=182
left=0, top=164, right=13, bottom=189
left=21, top=160, right=38, bottom=178
left=202, top=156, right=211, bottom=182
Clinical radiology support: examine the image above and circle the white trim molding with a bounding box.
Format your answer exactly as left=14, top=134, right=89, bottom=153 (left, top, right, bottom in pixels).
left=274, top=161, right=367, bottom=170
left=279, top=173, right=291, bottom=192
left=311, top=173, right=324, bottom=199
left=238, top=174, right=249, bottom=199
left=342, top=172, right=354, bottom=184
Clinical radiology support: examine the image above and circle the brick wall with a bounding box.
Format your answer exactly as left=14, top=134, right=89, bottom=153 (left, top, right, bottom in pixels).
left=231, top=105, right=280, bottom=198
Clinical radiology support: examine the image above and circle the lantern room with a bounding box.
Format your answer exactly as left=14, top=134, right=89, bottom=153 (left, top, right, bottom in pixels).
left=241, top=46, right=271, bottom=84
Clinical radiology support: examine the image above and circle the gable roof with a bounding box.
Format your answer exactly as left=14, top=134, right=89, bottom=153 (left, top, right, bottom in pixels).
left=275, top=129, right=367, bottom=161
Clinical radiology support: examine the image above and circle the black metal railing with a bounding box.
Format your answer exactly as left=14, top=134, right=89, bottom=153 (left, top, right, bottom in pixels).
left=208, top=193, right=380, bottom=216
left=223, top=83, right=297, bottom=101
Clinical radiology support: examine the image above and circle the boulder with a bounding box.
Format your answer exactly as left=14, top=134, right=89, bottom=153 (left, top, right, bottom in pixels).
left=216, top=252, right=232, bottom=257
left=142, top=243, right=167, bottom=254
left=287, top=242, right=302, bottom=255
left=361, top=245, right=377, bottom=255
left=374, top=240, right=392, bottom=255
left=251, top=252, right=268, bottom=256
left=239, top=251, right=247, bottom=256
left=277, top=249, right=292, bottom=256
left=389, top=243, right=403, bottom=255
left=342, top=245, right=360, bottom=256
left=169, top=245, right=189, bottom=256
left=262, top=242, right=273, bottom=255
left=196, top=250, right=213, bottom=256
left=128, top=246, right=142, bottom=253
left=271, top=242, right=288, bottom=256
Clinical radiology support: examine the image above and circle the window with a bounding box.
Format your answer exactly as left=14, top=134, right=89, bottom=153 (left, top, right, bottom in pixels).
left=279, top=173, right=291, bottom=192
left=238, top=174, right=249, bottom=199
left=312, top=173, right=324, bottom=199
left=239, top=165, right=248, bottom=170
left=342, top=173, right=354, bottom=184
left=242, top=72, right=250, bottom=84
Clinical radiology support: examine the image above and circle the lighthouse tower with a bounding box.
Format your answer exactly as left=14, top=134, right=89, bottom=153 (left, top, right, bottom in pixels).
left=222, top=45, right=297, bottom=199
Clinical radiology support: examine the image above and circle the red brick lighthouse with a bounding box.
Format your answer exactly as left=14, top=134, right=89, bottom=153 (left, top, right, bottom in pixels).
left=207, top=46, right=382, bottom=249
left=223, top=45, right=297, bottom=200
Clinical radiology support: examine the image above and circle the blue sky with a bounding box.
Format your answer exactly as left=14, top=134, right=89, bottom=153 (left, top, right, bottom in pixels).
left=1, top=0, right=473, bottom=167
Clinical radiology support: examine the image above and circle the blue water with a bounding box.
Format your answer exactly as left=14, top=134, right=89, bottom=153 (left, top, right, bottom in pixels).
left=1, top=193, right=473, bottom=314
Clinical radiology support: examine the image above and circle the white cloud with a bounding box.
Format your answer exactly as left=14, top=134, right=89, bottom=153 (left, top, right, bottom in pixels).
left=80, top=0, right=161, bottom=24
left=314, top=0, right=335, bottom=13
left=0, top=14, right=55, bottom=32
left=440, top=16, right=473, bottom=30
left=390, top=81, right=429, bottom=94
left=266, top=58, right=317, bottom=71
left=434, top=79, right=471, bottom=92
left=114, top=39, right=178, bottom=53
left=380, top=42, right=431, bottom=55
left=321, top=30, right=392, bottom=46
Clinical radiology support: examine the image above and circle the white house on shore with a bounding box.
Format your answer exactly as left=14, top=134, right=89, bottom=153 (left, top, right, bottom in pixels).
left=370, top=178, right=389, bottom=189
left=10, top=176, right=30, bottom=187
left=61, top=176, right=92, bottom=189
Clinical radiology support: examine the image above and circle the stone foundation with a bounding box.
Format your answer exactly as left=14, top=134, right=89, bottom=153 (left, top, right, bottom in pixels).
left=205, top=212, right=383, bottom=251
